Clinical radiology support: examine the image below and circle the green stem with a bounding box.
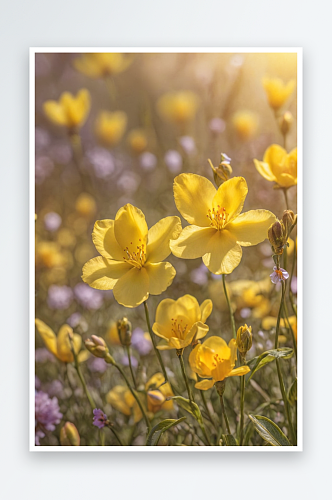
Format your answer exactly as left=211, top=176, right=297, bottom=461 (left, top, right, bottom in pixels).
left=178, top=351, right=194, bottom=402
left=126, top=345, right=137, bottom=389
left=275, top=281, right=286, bottom=349
left=115, top=363, right=151, bottom=431
left=283, top=188, right=289, bottom=210
left=69, top=337, right=95, bottom=410
left=200, top=390, right=218, bottom=432
left=289, top=242, right=297, bottom=316
left=276, top=359, right=296, bottom=444
left=107, top=424, right=124, bottom=446
left=239, top=359, right=246, bottom=445
left=143, top=301, right=169, bottom=382
left=283, top=301, right=297, bottom=361
left=222, top=274, right=236, bottom=338
left=219, top=395, right=231, bottom=434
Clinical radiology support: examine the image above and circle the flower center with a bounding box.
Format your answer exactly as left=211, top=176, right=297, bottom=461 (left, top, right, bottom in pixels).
left=123, top=240, right=146, bottom=269
left=207, top=205, right=229, bottom=230
left=274, top=268, right=284, bottom=279
left=171, top=318, right=188, bottom=339
left=212, top=354, right=225, bottom=367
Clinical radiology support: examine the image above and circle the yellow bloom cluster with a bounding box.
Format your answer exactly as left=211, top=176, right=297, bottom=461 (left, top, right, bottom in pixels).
left=254, top=145, right=297, bottom=188
left=74, top=53, right=132, bottom=78
left=43, top=89, right=90, bottom=130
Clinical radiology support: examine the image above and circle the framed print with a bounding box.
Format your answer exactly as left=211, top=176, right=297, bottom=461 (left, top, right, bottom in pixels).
left=30, top=48, right=302, bottom=451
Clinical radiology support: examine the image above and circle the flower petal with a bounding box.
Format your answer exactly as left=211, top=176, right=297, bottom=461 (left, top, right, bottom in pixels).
left=212, top=177, right=248, bottom=223
left=200, top=299, right=213, bottom=323
left=278, top=173, right=297, bottom=187
left=57, top=325, right=81, bottom=363
left=228, top=366, right=251, bottom=377
left=145, top=261, right=176, bottom=296
left=82, top=257, right=129, bottom=290
left=226, top=209, right=276, bottom=247
left=173, top=173, right=216, bottom=227
left=170, top=225, right=216, bottom=259
left=43, top=101, right=67, bottom=126
left=228, top=338, right=237, bottom=367
left=195, top=379, right=214, bottom=390
left=146, top=216, right=182, bottom=263
left=35, top=319, right=57, bottom=357
left=253, top=159, right=277, bottom=182
left=203, top=336, right=229, bottom=358
left=92, top=219, right=124, bottom=260
left=194, top=321, right=209, bottom=341
left=113, top=267, right=149, bottom=307
left=114, top=204, right=148, bottom=252
left=202, top=230, right=242, bottom=274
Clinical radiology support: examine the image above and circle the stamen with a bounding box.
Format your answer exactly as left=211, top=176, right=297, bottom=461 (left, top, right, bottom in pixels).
left=123, top=242, right=146, bottom=269
left=206, top=205, right=229, bottom=230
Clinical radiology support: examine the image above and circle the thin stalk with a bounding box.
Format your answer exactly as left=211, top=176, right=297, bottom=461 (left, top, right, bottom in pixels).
left=115, top=362, right=151, bottom=432
left=107, top=425, right=124, bottom=446
left=275, top=281, right=286, bottom=349
left=99, top=429, right=105, bottom=446
left=143, top=301, right=169, bottom=382
left=283, top=301, right=297, bottom=361
left=178, top=351, right=194, bottom=403
left=222, top=274, right=236, bottom=338
left=289, top=242, right=297, bottom=316
left=219, top=395, right=231, bottom=434
left=69, top=337, right=95, bottom=410
left=276, top=359, right=296, bottom=444
left=239, top=363, right=246, bottom=445
left=126, top=345, right=137, bottom=389
left=283, top=188, right=289, bottom=210
left=200, top=390, right=218, bottom=432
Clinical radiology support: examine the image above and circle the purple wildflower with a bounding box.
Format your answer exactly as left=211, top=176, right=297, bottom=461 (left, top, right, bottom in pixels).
left=121, top=354, right=138, bottom=368
left=131, top=328, right=152, bottom=356
left=87, top=147, right=115, bottom=179
left=35, top=156, right=54, bottom=184
left=88, top=357, right=108, bottom=374
left=35, top=348, right=56, bottom=363
left=139, top=152, right=157, bottom=172
left=209, top=118, right=226, bottom=135
left=190, top=263, right=209, bottom=285
left=179, top=136, right=196, bottom=155
left=67, top=312, right=82, bottom=328
left=35, top=391, right=63, bottom=445
left=270, top=266, right=289, bottom=284
left=74, top=283, right=104, bottom=310
left=44, top=212, right=62, bottom=232
left=164, top=150, right=182, bottom=174
left=47, top=285, right=73, bottom=310
left=92, top=409, right=108, bottom=429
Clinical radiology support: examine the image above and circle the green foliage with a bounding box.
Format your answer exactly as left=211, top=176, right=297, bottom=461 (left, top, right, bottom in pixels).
left=246, top=348, right=294, bottom=382
left=249, top=415, right=291, bottom=446
left=146, top=417, right=186, bottom=446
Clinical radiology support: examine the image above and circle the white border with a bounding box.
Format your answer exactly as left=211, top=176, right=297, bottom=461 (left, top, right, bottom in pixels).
left=30, top=47, right=302, bottom=452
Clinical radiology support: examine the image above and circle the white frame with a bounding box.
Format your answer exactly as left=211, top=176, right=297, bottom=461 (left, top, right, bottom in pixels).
left=30, top=47, right=303, bottom=452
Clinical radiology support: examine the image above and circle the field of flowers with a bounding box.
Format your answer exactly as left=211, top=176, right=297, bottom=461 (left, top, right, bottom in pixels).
left=34, top=52, right=298, bottom=447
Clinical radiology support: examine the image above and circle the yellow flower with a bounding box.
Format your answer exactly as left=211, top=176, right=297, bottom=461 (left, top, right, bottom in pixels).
left=106, top=386, right=142, bottom=423
left=74, top=53, right=132, bottom=78
left=35, top=241, right=66, bottom=268
left=43, top=89, right=90, bottom=129
left=82, top=204, right=181, bottom=307
left=232, top=111, right=259, bottom=141
left=170, top=175, right=276, bottom=275
left=75, top=193, right=97, bottom=218
left=262, top=315, right=297, bottom=342
left=152, top=295, right=213, bottom=350
left=157, top=91, right=198, bottom=124
left=146, top=373, right=174, bottom=413
left=263, top=77, right=295, bottom=110
left=254, top=145, right=297, bottom=188
left=127, top=128, right=148, bottom=154
left=35, top=319, right=89, bottom=363
left=95, top=111, right=127, bottom=147
left=189, top=336, right=250, bottom=390
left=106, top=321, right=121, bottom=346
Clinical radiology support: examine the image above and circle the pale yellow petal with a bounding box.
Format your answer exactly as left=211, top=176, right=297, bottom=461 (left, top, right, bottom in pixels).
left=43, top=101, right=67, bottom=126
left=114, top=204, right=148, bottom=252
left=194, top=321, right=209, bottom=341
left=202, top=230, right=242, bottom=274
left=204, top=336, right=230, bottom=358
left=228, top=366, right=251, bottom=377
left=170, top=225, right=216, bottom=259
left=195, top=379, right=214, bottom=390
left=35, top=319, right=57, bottom=357
left=145, top=262, right=176, bottom=295
left=82, top=257, right=129, bottom=290
left=226, top=210, right=277, bottom=247
left=253, top=159, right=277, bottom=182
left=212, top=177, right=248, bottom=223
left=57, top=325, right=81, bottom=363
left=146, top=216, right=182, bottom=263
left=278, top=173, right=297, bottom=187
left=92, top=220, right=124, bottom=260
left=173, top=173, right=216, bottom=227
left=200, top=299, right=213, bottom=323
left=228, top=338, right=237, bottom=367
left=77, top=350, right=90, bottom=363
left=112, top=267, right=149, bottom=307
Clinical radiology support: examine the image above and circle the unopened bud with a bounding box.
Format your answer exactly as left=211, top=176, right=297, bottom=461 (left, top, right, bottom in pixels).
left=282, top=210, right=297, bottom=238
left=268, top=220, right=286, bottom=255
left=215, top=380, right=226, bottom=396
left=117, top=317, right=132, bottom=346
left=60, top=422, right=80, bottom=446
left=280, top=111, right=293, bottom=136
left=85, top=335, right=109, bottom=359
left=236, top=324, right=253, bottom=357
left=208, top=154, right=233, bottom=187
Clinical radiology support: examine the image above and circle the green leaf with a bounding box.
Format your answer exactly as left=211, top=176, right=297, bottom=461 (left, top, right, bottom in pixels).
left=288, top=378, right=297, bottom=405
left=146, top=417, right=186, bottom=446
left=171, top=396, right=203, bottom=424
left=249, top=415, right=291, bottom=446
left=246, top=348, right=293, bottom=381
left=221, top=434, right=238, bottom=446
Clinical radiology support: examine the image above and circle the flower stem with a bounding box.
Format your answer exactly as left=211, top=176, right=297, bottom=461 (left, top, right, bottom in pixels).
left=222, top=274, right=236, bottom=338
left=219, top=395, right=231, bottom=434
left=177, top=350, right=194, bottom=403
left=239, top=355, right=246, bottom=445
left=143, top=301, right=169, bottom=382
left=114, top=362, right=151, bottom=432
left=200, top=390, right=218, bottom=432
left=126, top=345, right=137, bottom=389
left=69, top=337, right=95, bottom=411
left=106, top=424, right=124, bottom=446
left=283, top=188, right=289, bottom=210
left=275, top=281, right=286, bottom=349
left=289, top=242, right=297, bottom=316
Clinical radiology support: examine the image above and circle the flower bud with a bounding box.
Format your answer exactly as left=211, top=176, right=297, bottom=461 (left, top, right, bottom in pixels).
left=268, top=220, right=286, bottom=254
left=85, top=335, right=109, bottom=358
left=282, top=210, right=297, bottom=238
left=208, top=154, right=233, bottom=187
left=60, top=422, right=80, bottom=446
left=280, top=111, right=293, bottom=136
left=117, top=317, right=132, bottom=346
left=236, top=324, right=253, bottom=357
